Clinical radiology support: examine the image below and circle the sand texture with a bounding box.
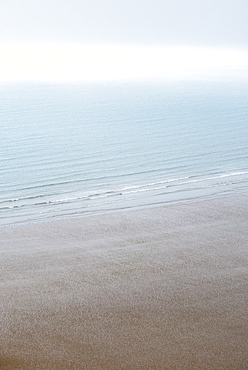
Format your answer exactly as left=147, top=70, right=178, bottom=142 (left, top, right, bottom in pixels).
left=1, top=194, right=248, bottom=369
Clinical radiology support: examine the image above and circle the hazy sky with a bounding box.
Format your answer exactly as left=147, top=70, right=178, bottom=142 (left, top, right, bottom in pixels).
left=0, top=0, right=247, bottom=81
left=1, top=0, right=247, bottom=47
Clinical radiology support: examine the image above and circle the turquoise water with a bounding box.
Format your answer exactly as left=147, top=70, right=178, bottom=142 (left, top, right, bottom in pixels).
left=0, top=80, right=248, bottom=226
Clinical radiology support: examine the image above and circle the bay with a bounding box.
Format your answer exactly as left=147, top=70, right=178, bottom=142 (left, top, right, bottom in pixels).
left=0, top=80, right=248, bottom=226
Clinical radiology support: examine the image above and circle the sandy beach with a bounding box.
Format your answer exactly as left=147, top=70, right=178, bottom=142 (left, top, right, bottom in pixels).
left=1, top=193, right=247, bottom=369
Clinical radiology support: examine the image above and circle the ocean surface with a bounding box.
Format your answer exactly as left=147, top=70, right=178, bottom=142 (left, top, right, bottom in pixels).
left=1, top=80, right=248, bottom=227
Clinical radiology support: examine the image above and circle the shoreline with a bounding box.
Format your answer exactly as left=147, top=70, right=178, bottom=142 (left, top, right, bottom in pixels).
left=1, top=193, right=248, bottom=369
left=2, top=187, right=247, bottom=229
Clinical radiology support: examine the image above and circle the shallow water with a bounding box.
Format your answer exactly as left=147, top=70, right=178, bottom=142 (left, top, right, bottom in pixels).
left=0, top=80, right=248, bottom=226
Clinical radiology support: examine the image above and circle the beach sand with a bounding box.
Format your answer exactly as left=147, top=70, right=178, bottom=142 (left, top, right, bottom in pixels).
left=1, top=193, right=248, bottom=369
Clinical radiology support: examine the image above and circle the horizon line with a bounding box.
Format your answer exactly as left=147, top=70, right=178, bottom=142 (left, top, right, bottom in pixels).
left=1, top=44, right=248, bottom=82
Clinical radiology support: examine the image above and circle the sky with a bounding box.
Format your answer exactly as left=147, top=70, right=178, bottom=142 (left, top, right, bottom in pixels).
left=0, top=0, right=248, bottom=81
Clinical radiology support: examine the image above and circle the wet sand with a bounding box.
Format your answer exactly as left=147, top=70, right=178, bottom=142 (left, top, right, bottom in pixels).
left=1, top=193, right=248, bottom=369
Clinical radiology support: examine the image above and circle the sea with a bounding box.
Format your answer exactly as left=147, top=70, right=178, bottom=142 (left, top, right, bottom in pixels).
left=1, top=79, right=248, bottom=227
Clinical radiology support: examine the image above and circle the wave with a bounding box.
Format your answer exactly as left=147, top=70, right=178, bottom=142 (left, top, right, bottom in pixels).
left=1, top=171, right=247, bottom=213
